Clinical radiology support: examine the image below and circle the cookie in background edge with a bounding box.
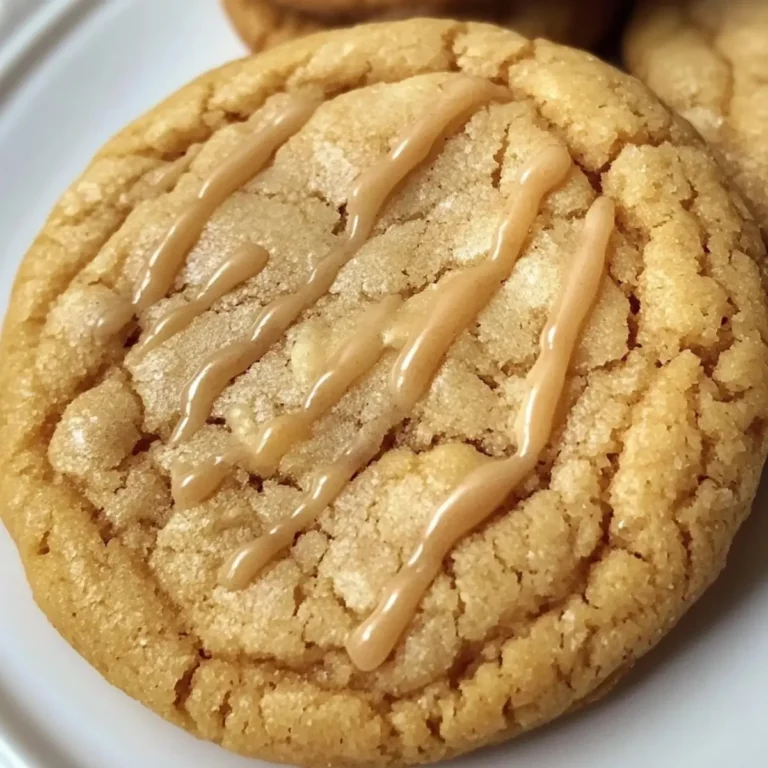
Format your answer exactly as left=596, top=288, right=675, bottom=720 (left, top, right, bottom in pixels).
left=223, top=0, right=627, bottom=52
left=624, top=0, right=768, bottom=244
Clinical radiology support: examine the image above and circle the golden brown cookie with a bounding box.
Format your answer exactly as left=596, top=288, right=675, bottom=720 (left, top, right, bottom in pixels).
left=223, top=0, right=625, bottom=52
left=222, top=0, right=321, bottom=50
left=277, top=0, right=444, bottom=15
left=624, top=0, right=768, bottom=243
left=2, top=18, right=768, bottom=768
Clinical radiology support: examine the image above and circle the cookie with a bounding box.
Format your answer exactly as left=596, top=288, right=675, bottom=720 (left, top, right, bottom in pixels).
left=276, top=0, right=443, bottom=14
left=222, top=0, right=321, bottom=50
left=624, top=0, right=768, bottom=243
left=223, top=0, right=625, bottom=52
left=2, top=18, right=768, bottom=768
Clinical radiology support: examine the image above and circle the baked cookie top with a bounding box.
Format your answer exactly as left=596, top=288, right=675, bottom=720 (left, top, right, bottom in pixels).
left=223, top=0, right=624, bottom=52
left=2, top=18, right=768, bottom=768
left=624, top=0, right=768, bottom=242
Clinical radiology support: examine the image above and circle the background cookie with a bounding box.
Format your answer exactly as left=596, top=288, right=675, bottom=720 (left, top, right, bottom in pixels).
left=624, top=0, right=768, bottom=242
left=2, top=18, right=768, bottom=768
left=222, top=0, right=321, bottom=50
left=274, top=0, right=447, bottom=15
left=224, top=0, right=626, bottom=52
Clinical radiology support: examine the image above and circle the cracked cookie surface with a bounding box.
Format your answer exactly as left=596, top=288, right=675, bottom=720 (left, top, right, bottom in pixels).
left=624, top=0, right=768, bottom=244
left=2, top=19, right=768, bottom=768
left=222, top=0, right=624, bottom=53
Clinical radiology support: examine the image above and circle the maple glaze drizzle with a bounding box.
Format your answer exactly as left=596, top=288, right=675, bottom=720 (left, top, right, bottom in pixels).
left=217, top=145, right=576, bottom=591
left=228, top=294, right=403, bottom=476
left=171, top=449, right=245, bottom=512
left=170, top=78, right=510, bottom=446
left=172, top=295, right=403, bottom=511
left=147, top=144, right=202, bottom=194
left=346, top=196, right=616, bottom=671
left=133, top=94, right=321, bottom=312
left=220, top=414, right=394, bottom=590
left=135, top=243, right=269, bottom=357
left=96, top=97, right=319, bottom=343
left=92, top=75, right=618, bottom=673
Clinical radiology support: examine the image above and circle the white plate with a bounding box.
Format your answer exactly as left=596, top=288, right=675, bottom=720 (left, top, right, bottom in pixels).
left=0, top=2, right=766, bottom=767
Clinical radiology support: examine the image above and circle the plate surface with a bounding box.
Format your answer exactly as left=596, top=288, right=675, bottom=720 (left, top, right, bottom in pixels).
left=0, top=2, right=766, bottom=767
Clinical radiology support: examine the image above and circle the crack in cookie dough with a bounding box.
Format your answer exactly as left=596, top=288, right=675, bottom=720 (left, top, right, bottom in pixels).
left=1, top=19, right=767, bottom=768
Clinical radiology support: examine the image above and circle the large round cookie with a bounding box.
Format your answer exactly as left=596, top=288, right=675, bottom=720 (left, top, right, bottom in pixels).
left=624, top=0, right=768, bottom=243
left=223, top=0, right=625, bottom=52
left=2, top=18, right=768, bottom=768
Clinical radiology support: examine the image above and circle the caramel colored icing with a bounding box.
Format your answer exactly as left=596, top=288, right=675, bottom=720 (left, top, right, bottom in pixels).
left=173, top=295, right=402, bottom=512
left=217, top=146, right=577, bottom=591
left=136, top=243, right=269, bottom=357
left=170, top=78, right=510, bottom=445
left=95, top=98, right=318, bottom=342
left=171, top=449, right=244, bottom=512
left=147, top=144, right=202, bottom=194
left=96, top=76, right=616, bottom=673
left=346, top=196, right=615, bottom=671
left=228, top=294, right=403, bottom=476
left=220, top=413, right=393, bottom=590
left=133, top=95, right=321, bottom=312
